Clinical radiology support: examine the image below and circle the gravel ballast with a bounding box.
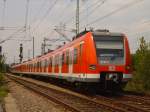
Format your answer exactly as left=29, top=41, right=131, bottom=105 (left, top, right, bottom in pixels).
left=6, top=78, right=71, bottom=112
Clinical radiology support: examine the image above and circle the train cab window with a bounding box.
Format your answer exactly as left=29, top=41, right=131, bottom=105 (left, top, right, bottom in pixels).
left=93, top=35, right=124, bottom=65
left=73, top=48, right=78, bottom=64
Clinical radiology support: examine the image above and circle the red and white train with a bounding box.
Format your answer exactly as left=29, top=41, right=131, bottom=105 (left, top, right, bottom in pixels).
left=11, top=30, right=132, bottom=89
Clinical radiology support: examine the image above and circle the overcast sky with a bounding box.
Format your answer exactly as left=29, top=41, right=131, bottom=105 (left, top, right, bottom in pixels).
left=0, top=0, right=150, bottom=64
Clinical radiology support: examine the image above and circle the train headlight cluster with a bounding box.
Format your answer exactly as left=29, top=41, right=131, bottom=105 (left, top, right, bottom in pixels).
left=89, top=65, right=96, bottom=70
left=126, top=65, right=131, bottom=70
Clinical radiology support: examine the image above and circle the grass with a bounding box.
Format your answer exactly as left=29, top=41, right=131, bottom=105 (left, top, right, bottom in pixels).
left=0, top=73, right=8, bottom=101
left=124, top=72, right=150, bottom=94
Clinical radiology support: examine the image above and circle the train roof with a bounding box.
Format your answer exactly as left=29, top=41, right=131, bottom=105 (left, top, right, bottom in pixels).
left=11, top=29, right=125, bottom=67
left=92, top=30, right=124, bottom=37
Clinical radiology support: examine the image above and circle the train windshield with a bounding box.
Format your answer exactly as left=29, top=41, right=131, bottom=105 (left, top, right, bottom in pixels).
left=93, top=35, right=124, bottom=65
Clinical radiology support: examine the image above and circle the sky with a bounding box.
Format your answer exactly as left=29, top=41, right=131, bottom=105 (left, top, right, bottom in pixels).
left=0, top=0, right=150, bottom=64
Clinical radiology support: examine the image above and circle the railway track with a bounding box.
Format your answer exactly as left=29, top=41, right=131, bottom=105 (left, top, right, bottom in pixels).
left=6, top=74, right=150, bottom=112
left=92, top=94, right=150, bottom=112
left=122, top=94, right=150, bottom=106
left=118, top=94, right=150, bottom=111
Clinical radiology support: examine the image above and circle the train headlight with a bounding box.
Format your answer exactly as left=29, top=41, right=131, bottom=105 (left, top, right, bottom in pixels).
left=89, top=65, right=96, bottom=70
left=126, top=65, right=131, bottom=70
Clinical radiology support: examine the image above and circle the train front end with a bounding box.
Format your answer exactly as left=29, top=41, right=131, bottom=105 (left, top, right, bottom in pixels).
left=92, top=31, right=132, bottom=90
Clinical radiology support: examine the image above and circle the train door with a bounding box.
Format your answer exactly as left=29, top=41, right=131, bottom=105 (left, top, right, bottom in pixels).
left=79, top=43, right=83, bottom=73
left=69, top=48, right=73, bottom=77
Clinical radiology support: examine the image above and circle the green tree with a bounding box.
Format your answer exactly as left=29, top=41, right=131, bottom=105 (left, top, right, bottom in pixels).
left=126, top=37, right=150, bottom=92
left=0, top=55, right=6, bottom=72
left=0, top=55, right=8, bottom=99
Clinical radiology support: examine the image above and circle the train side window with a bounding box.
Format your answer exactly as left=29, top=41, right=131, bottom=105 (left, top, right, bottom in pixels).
left=54, top=56, right=56, bottom=66
left=34, top=63, right=36, bottom=70
left=44, top=59, right=47, bottom=68
left=41, top=60, right=43, bottom=68
left=51, top=57, right=53, bottom=67
left=52, top=57, right=54, bottom=67
left=29, top=64, right=30, bottom=71
left=42, top=60, right=45, bottom=67
left=39, top=61, right=41, bottom=70
left=29, top=64, right=31, bottom=71
left=74, top=48, right=78, bottom=64
left=32, top=64, right=34, bottom=71
left=49, top=58, right=52, bottom=67
left=55, top=56, right=56, bottom=66
left=37, top=62, right=38, bottom=69
left=27, top=64, right=28, bottom=71
left=62, top=53, right=65, bottom=65
left=66, top=51, right=69, bottom=65
left=57, top=55, right=59, bottom=66
left=30, top=64, right=32, bottom=70
left=69, top=51, right=73, bottom=64
left=32, top=64, right=34, bottom=70
left=37, top=62, right=39, bottom=69
left=30, top=64, right=32, bottom=71
left=59, top=54, right=62, bottom=65
left=41, top=61, right=43, bottom=68
left=80, top=44, right=83, bottom=56
left=55, top=56, right=58, bottom=66
left=47, top=59, right=48, bottom=67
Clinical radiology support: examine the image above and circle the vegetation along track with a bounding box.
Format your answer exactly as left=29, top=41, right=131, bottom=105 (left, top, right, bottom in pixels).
left=6, top=74, right=150, bottom=112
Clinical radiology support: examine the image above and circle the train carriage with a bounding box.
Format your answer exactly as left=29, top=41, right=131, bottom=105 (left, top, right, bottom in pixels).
left=11, top=30, right=132, bottom=90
